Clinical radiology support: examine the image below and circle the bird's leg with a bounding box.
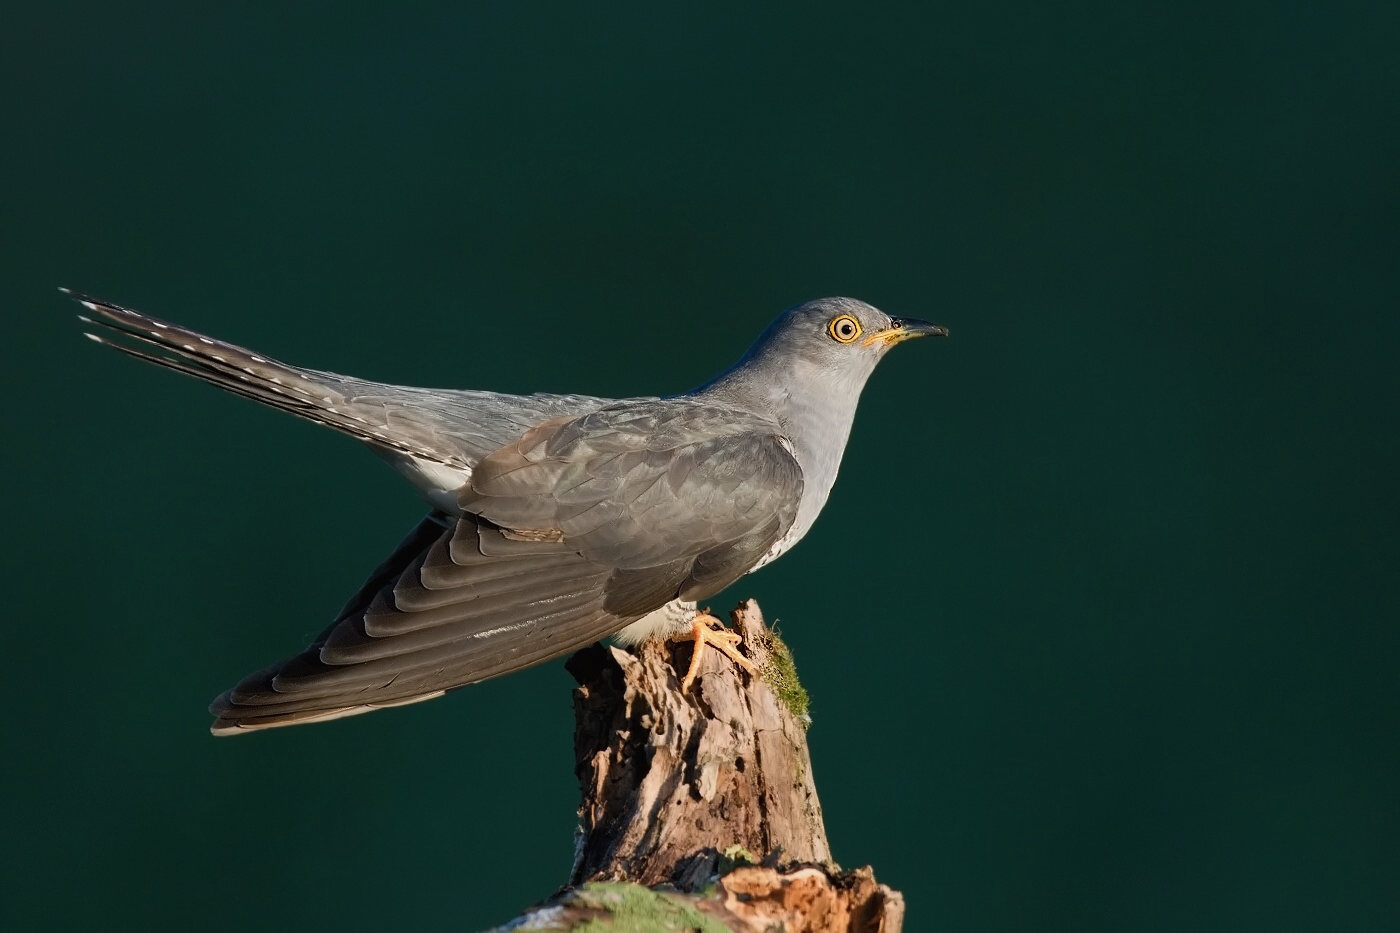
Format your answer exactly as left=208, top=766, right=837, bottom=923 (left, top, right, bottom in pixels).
left=670, top=609, right=759, bottom=691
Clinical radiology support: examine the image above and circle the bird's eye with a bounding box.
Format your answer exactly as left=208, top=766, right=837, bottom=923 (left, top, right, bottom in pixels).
left=827, top=314, right=862, bottom=344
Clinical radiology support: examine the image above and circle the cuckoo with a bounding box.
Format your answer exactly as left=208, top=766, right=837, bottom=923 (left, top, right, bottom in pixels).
left=69, top=290, right=946, bottom=734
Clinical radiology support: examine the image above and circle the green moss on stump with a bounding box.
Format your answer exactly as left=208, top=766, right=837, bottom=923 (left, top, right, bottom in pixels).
left=718, top=843, right=758, bottom=876
left=568, top=883, right=730, bottom=933
left=755, top=624, right=811, bottom=725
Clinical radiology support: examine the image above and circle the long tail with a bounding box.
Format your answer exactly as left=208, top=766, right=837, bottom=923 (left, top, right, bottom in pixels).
left=67, top=288, right=467, bottom=467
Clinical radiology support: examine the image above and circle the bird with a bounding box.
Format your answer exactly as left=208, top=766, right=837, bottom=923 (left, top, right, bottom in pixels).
left=68, top=289, right=947, bottom=734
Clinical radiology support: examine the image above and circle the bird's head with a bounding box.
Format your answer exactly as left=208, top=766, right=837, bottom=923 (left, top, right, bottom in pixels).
left=693, top=296, right=947, bottom=414
left=744, top=297, right=947, bottom=386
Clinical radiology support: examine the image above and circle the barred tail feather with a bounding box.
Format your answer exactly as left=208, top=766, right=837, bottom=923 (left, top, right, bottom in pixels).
left=66, top=288, right=459, bottom=465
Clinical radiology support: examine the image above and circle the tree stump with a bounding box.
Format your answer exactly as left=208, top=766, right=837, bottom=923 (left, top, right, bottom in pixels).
left=489, top=600, right=904, bottom=932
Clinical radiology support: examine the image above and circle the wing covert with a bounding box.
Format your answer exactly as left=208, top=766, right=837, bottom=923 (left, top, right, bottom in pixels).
left=462, top=401, right=804, bottom=610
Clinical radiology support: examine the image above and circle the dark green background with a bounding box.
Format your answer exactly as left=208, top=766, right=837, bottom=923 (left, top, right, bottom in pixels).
left=4, top=2, right=1397, bottom=930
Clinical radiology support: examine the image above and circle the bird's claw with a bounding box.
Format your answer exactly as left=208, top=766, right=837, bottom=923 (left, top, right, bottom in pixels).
left=670, top=609, right=759, bottom=691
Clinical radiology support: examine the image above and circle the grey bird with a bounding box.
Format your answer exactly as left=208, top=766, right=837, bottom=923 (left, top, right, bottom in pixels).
left=69, top=290, right=946, bottom=734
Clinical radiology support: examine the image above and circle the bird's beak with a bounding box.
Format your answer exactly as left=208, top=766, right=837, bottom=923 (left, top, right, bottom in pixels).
left=861, top=317, right=950, bottom=348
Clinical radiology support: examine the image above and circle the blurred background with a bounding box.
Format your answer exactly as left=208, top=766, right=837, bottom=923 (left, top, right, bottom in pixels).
left=3, top=2, right=1397, bottom=929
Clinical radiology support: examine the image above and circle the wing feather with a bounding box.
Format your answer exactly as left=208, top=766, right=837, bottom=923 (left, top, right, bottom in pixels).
left=465, top=401, right=803, bottom=587
left=209, top=513, right=625, bottom=732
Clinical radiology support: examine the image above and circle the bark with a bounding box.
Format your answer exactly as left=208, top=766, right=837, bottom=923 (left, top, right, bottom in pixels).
left=488, top=600, right=903, bottom=932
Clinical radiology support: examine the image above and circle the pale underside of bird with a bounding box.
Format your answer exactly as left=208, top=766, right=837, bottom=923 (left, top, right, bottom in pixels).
left=69, top=289, right=945, bottom=734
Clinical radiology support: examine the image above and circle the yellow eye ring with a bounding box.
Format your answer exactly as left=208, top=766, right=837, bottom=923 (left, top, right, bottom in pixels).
left=827, top=314, right=862, bottom=344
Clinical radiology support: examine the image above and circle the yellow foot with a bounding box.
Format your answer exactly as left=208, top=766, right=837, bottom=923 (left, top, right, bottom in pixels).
left=670, top=609, right=759, bottom=691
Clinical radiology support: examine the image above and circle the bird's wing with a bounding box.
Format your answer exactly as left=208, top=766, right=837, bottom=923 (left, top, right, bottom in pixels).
left=209, top=511, right=626, bottom=733
left=464, top=400, right=806, bottom=611
left=210, top=402, right=804, bottom=734
left=68, top=290, right=610, bottom=469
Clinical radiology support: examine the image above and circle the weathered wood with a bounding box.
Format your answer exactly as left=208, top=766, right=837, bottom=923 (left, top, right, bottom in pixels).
left=490, top=870, right=906, bottom=932
left=488, top=600, right=904, bottom=932
left=566, top=599, right=830, bottom=885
